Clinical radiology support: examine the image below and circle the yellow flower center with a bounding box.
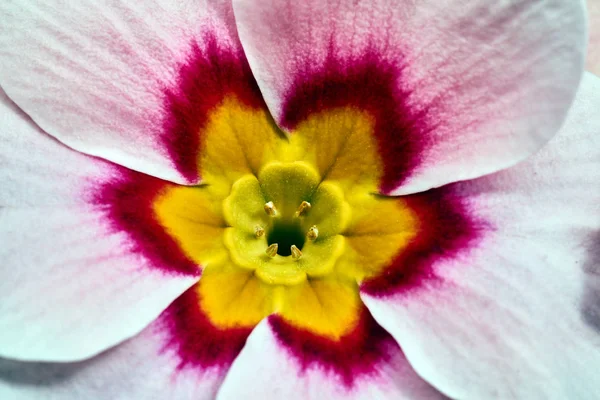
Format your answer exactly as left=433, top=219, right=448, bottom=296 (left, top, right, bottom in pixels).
left=151, top=96, right=419, bottom=339
left=223, top=161, right=349, bottom=285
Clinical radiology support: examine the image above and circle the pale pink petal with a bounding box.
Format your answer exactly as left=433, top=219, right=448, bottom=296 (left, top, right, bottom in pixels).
left=0, top=0, right=243, bottom=183
left=0, top=303, right=232, bottom=400
left=361, top=73, right=600, bottom=399
left=588, top=0, right=600, bottom=75
left=0, top=89, right=198, bottom=362
left=217, top=318, right=447, bottom=400
left=232, top=0, right=586, bottom=194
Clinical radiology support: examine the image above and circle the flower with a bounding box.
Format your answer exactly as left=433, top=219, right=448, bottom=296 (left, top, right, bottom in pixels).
left=0, top=1, right=599, bottom=399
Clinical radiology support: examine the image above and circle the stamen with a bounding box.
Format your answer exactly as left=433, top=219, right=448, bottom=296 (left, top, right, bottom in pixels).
left=290, top=245, right=302, bottom=260
left=264, top=201, right=278, bottom=217
left=307, top=225, right=319, bottom=241
left=266, top=243, right=278, bottom=257
left=295, top=201, right=311, bottom=217
left=254, top=225, right=265, bottom=238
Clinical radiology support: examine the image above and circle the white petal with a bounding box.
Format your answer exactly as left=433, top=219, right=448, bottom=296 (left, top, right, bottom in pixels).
left=362, top=72, right=600, bottom=399
left=0, top=0, right=243, bottom=183
left=217, top=318, right=447, bottom=400
left=0, top=89, right=198, bottom=361
left=0, top=301, right=230, bottom=400
left=232, top=0, right=586, bottom=194
left=587, top=0, right=600, bottom=75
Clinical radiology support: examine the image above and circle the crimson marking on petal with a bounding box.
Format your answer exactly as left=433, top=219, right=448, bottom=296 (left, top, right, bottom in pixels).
left=280, top=49, right=438, bottom=194
left=162, top=35, right=266, bottom=182
left=96, top=169, right=198, bottom=276
left=361, top=185, right=486, bottom=296
left=160, top=286, right=252, bottom=370
left=269, top=307, right=396, bottom=388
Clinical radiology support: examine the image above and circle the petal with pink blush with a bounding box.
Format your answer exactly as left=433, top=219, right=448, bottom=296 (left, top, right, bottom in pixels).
left=232, top=0, right=586, bottom=194
left=0, top=0, right=249, bottom=184
left=588, top=0, right=600, bottom=75
left=362, top=73, right=600, bottom=399
left=217, top=317, right=448, bottom=400
left=0, top=298, right=239, bottom=400
left=0, top=89, right=197, bottom=362
left=0, top=89, right=113, bottom=207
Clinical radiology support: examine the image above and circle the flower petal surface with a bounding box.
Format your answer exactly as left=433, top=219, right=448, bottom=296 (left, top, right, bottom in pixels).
left=0, top=296, right=240, bottom=400
left=0, top=89, right=198, bottom=362
left=361, top=73, right=600, bottom=399
left=232, top=0, right=586, bottom=194
left=588, top=0, right=600, bottom=75
left=216, top=318, right=448, bottom=400
left=0, top=0, right=244, bottom=184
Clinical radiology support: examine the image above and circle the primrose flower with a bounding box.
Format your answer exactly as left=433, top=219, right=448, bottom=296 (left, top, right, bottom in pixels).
left=1, top=1, right=599, bottom=399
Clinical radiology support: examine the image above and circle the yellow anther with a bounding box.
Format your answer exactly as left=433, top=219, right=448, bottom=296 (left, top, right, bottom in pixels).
left=291, top=245, right=303, bottom=260
left=295, top=201, right=311, bottom=217
left=254, top=225, right=265, bottom=238
left=264, top=201, right=278, bottom=217
left=266, top=243, right=279, bottom=257
left=307, top=225, right=319, bottom=241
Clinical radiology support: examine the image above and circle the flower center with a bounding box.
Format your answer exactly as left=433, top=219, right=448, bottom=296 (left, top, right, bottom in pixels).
left=222, top=161, right=349, bottom=285
left=146, top=99, right=430, bottom=342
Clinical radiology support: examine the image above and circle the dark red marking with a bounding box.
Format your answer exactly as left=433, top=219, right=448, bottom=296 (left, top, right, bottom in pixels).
left=362, top=184, right=485, bottom=296
left=161, top=285, right=252, bottom=369
left=97, top=169, right=198, bottom=276
left=98, top=37, right=265, bottom=277
left=280, top=50, right=438, bottom=194
left=97, top=163, right=249, bottom=371
left=162, top=35, right=266, bottom=182
left=97, top=37, right=264, bottom=370
left=269, top=307, right=396, bottom=388
left=97, top=36, right=482, bottom=376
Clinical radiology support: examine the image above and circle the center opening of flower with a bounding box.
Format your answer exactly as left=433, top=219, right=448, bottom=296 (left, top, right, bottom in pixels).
left=266, top=219, right=306, bottom=257
left=222, top=161, right=349, bottom=285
